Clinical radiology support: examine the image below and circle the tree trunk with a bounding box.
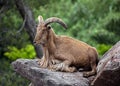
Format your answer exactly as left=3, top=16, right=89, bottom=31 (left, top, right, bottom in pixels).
left=14, top=0, right=43, bottom=58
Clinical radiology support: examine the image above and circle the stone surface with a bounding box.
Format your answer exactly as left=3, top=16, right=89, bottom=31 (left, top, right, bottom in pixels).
left=91, top=41, right=120, bottom=86
left=12, top=59, right=90, bottom=86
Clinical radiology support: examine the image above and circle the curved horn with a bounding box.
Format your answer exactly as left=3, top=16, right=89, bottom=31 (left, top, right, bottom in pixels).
left=44, top=17, right=67, bottom=29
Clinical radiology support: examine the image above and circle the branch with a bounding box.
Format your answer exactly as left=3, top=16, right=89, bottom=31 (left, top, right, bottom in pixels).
left=16, top=15, right=26, bottom=33
left=14, top=0, right=36, bottom=40
left=14, top=0, right=43, bottom=58
left=0, top=5, right=7, bottom=13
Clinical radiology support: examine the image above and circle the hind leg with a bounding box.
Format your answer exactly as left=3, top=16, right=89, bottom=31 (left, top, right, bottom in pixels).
left=83, top=48, right=98, bottom=77
left=83, top=62, right=97, bottom=77
left=50, top=60, right=77, bottom=72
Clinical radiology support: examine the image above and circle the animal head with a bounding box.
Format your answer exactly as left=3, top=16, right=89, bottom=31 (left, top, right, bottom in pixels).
left=33, top=15, right=67, bottom=45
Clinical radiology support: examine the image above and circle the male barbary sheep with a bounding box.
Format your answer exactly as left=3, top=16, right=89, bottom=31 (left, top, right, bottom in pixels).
left=34, top=15, right=99, bottom=77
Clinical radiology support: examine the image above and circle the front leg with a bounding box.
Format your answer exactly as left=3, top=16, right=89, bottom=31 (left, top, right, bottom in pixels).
left=38, top=47, right=50, bottom=68
left=38, top=56, right=59, bottom=68
left=51, top=59, right=61, bottom=65
left=38, top=56, right=49, bottom=68
left=50, top=60, right=77, bottom=72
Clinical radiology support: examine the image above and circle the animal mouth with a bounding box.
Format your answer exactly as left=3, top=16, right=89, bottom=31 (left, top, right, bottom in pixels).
left=34, top=41, right=45, bottom=46
left=40, top=42, right=45, bottom=46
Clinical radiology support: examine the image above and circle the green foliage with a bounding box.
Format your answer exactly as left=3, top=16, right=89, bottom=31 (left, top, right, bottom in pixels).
left=97, top=44, right=112, bottom=55
left=32, top=0, right=120, bottom=46
left=4, top=44, right=36, bottom=60
left=0, top=58, right=30, bottom=86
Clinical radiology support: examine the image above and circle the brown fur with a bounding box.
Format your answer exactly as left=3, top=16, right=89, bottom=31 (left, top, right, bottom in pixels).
left=34, top=15, right=98, bottom=77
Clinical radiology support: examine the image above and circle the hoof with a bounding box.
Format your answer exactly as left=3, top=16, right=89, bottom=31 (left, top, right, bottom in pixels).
left=68, top=67, right=77, bottom=72
left=83, top=72, right=90, bottom=78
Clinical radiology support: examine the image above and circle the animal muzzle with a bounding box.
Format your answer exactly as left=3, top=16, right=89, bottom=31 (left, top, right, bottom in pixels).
left=33, top=41, right=37, bottom=44
left=33, top=40, right=38, bottom=45
left=33, top=39, right=40, bottom=45
left=33, top=40, right=45, bottom=46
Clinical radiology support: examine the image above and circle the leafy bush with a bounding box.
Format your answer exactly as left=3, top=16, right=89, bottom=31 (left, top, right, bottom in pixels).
left=4, top=44, right=36, bottom=60
left=97, top=44, right=112, bottom=55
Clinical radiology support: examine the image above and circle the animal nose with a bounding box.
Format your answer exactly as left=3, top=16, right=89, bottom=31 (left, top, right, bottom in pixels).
left=33, top=41, right=36, bottom=44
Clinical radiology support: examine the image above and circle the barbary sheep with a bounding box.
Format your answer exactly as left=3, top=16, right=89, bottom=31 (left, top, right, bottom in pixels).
left=34, top=15, right=99, bottom=77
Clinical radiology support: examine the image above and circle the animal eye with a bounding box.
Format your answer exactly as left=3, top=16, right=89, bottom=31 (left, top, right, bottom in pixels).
left=47, top=25, right=51, bottom=30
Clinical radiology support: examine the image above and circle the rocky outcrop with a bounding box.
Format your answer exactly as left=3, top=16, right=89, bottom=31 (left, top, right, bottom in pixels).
left=12, top=41, right=120, bottom=86
left=91, top=41, right=120, bottom=86
left=12, top=59, right=91, bottom=86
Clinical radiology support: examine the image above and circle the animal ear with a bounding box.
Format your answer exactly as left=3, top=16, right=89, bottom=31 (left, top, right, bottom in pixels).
left=47, top=25, right=51, bottom=30
left=38, top=15, right=44, bottom=24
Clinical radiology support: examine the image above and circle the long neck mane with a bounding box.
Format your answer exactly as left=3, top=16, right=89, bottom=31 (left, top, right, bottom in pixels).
left=47, top=29, right=56, bottom=54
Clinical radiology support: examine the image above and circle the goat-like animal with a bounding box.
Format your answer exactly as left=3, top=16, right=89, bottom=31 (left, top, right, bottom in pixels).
left=34, top=15, right=98, bottom=77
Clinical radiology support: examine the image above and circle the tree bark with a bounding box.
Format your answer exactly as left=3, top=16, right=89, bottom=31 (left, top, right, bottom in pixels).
left=14, top=0, right=43, bottom=58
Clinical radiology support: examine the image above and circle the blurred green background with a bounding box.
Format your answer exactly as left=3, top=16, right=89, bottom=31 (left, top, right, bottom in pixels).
left=0, top=0, right=120, bottom=85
